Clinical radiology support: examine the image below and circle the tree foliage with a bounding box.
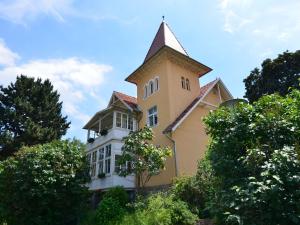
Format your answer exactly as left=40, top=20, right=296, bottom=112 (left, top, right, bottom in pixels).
left=118, top=126, right=172, bottom=190
left=204, top=89, right=300, bottom=225
left=116, top=193, right=198, bottom=225
left=0, top=140, right=89, bottom=225
left=244, top=50, right=300, bottom=103
left=0, top=75, right=70, bottom=158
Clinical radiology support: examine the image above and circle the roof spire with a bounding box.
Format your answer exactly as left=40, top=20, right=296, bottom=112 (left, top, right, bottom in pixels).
left=144, top=21, right=188, bottom=62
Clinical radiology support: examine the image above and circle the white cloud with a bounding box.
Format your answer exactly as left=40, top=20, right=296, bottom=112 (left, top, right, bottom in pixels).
left=0, top=56, right=113, bottom=125
left=219, top=0, right=300, bottom=42
left=0, top=39, right=20, bottom=66
left=0, top=0, right=74, bottom=24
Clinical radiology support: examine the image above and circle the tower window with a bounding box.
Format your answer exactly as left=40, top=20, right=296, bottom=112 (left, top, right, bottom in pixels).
left=149, top=81, right=154, bottom=94
left=181, top=77, right=186, bottom=89
left=186, top=78, right=190, bottom=91
left=144, top=85, right=148, bottom=99
left=148, top=106, right=158, bottom=127
left=155, top=77, right=159, bottom=91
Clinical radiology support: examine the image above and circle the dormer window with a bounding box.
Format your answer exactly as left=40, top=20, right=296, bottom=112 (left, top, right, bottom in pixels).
left=186, top=78, right=190, bottom=91
left=181, top=77, right=186, bottom=89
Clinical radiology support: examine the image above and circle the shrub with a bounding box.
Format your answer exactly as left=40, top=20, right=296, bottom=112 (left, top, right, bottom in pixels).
left=116, top=193, right=198, bottom=225
left=96, top=197, right=125, bottom=225
left=204, top=89, right=300, bottom=225
left=0, top=140, right=89, bottom=225
left=103, top=186, right=129, bottom=208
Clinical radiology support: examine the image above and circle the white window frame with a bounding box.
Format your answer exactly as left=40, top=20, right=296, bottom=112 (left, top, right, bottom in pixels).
left=105, top=144, right=111, bottom=174
left=147, top=106, right=158, bottom=127
left=97, top=147, right=104, bottom=175
left=149, top=80, right=154, bottom=95
left=91, top=151, right=97, bottom=178
left=144, top=85, right=148, bottom=99
left=115, top=111, right=134, bottom=130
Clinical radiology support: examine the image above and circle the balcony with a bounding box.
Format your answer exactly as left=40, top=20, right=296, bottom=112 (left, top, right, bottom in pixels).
left=85, top=109, right=137, bottom=150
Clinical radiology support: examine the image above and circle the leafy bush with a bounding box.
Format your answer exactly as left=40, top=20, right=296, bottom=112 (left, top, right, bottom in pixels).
left=96, top=197, right=125, bottom=225
left=80, top=186, right=129, bottom=225
left=103, top=186, right=129, bottom=208
left=116, top=193, right=198, bottom=225
left=204, top=89, right=300, bottom=225
left=0, top=140, right=89, bottom=225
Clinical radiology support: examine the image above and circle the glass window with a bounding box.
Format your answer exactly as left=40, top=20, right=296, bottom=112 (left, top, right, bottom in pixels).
left=128, top=116, right=133, bottom=130
left=122, top=113, right=128, bottom=129
left=116, top=112, right=122, bottom=128
left=105, top=144, right=111, bottom=174
left=90, top=151, right=97, bottom=177
left=98, top=148, right=104, bottom=174
left=181, top=77, right=186, bottom=89
left=155, top=77, right=159, bottom=91
left=114, top=155, right=121, bottom=173
left=105, top=158, right=111, bottom=174
left=186, top=79, right=190, bottom=90
left=149, top=81, right=154, bottom=94
left=144, top=85, right=148, bottom=99
left=148, top=106, right=158, bottom=127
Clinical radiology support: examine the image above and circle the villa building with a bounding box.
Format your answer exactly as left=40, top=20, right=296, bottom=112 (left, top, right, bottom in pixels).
left=83, top=21, right=233, bottom=192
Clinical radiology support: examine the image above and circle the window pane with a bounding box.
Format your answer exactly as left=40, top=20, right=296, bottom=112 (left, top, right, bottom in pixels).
left=155, top=78, right=159, bottom=91
left=128, top=116, right=133, bottom=130
left=105, top=145, right=111, bottom=157
left=98, top=161, right=103, bottom=174
left=114, top=155, right=121, bottom=173
left=181, top=77, right=186, bottom=89
left=91, top=163, right=96, bottom=177
left=105, top=159, right=111, bottom=173
left=116, top=112, right=122, bottom=127
left=144, top=86, right=147, bottom=98
left=150, top=81, right=154, bottom=94
left=154, top=114, right=158, bottom=125
left=92, top=151, right=97, bottom=162
left=98, top=148, right=104, bottom=160
left=122, top=114, right=127, bottom=129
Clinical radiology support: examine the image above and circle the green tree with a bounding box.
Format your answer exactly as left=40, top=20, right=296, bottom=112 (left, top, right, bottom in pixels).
left=0, top=75, right=70, bottom=159
left=118, top=126, right=172, bottom=191
left=0, top=140, right=89, bottom=225
left=204, top=90, right=300, bottom=225
left=244, top=50, right=300, bottom=103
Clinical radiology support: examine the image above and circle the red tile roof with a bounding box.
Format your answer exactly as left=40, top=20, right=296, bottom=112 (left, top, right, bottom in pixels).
left=114, top=91, right=138, bottom=110
left=163, top=79, right=218, bottom=133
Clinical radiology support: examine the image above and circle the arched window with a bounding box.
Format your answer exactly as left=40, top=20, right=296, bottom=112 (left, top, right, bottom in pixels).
left=155, top=77, right=159, bottom=91
left=181, top=77, right=186, bottom=89
left=186, top=78, right=190, bottom=90
left=144, top=85, right=148, bottom=99
left=149, top=80, right=154, bottom=95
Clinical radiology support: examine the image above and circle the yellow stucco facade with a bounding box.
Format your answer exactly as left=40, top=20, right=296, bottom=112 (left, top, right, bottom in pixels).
left=125, top=22, right=233, bottom=188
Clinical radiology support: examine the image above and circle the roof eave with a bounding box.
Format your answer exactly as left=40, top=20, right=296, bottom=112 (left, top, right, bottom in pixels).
left=125, top=46, right=212, bottom=84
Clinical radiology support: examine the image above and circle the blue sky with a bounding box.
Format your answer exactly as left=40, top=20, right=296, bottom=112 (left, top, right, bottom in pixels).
left=0, top=0, right=300, bottom=141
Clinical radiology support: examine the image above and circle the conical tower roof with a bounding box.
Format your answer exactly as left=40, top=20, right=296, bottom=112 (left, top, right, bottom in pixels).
left=144, top=21, right=188, bottom=62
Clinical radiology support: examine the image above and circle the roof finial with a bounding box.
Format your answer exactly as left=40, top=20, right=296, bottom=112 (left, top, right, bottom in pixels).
left=162, top=15, right=165, bottom=22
